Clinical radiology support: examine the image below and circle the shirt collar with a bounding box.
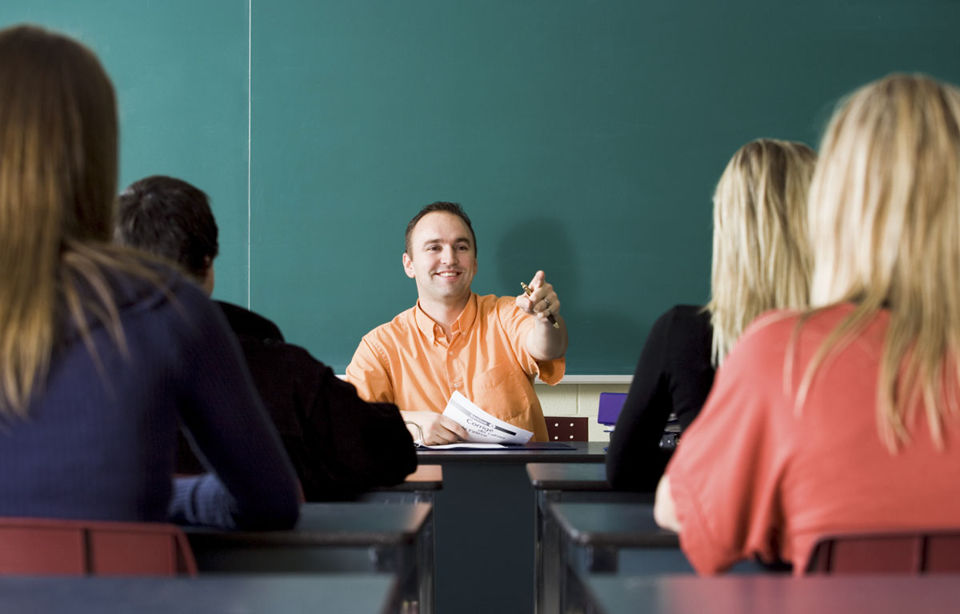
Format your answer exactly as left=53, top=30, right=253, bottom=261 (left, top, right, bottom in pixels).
left=414, top=293, right=478, bottom=343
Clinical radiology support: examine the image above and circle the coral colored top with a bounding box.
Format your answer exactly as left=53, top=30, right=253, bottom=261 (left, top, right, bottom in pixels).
left=346, top=293, right=565, bottom=442
left=666, top=304, right=960, bottom=574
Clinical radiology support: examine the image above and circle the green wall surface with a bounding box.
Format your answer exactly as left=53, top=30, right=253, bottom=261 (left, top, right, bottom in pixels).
left=3, top=1, right=960, bottom=373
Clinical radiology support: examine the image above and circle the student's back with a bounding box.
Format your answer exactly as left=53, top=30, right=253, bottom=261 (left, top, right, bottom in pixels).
left=0, top=25, right=299, bottom=530
left=666, top=305, right=960, bottom=573
left=114, top=175, right=416, bottom=499
left=657, top=73, right=960, bottom=573
left=607, top=139, right=816, bottom=491
left=229, top=323, right=417, bottom=500
left=0, top=269, right=298, bottom=527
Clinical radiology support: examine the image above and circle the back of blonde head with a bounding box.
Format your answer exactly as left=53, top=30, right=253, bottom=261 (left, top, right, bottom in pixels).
left=0, top=25, right=153, bottom=417
left=805, top=73, right=960, bottom=449
left=707, top=139, right=816, bottom=365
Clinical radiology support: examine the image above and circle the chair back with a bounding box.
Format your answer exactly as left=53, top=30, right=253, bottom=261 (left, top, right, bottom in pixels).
left=545, top=416, right=589, bottom=442
left=0, top=517, right=197, bottom=576
left=806, top=530, right=960, bottom=574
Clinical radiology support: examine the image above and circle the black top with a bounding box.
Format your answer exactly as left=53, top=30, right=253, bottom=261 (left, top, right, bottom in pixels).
left=216, top=300, right=284, bottom=342
left=605, top=305, right=715, bottom=492
left=179, top=304, right=417, bottom=501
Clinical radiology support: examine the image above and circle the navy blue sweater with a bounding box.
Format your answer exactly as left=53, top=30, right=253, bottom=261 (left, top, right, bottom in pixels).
left=0, top=267, right=300, bottom=530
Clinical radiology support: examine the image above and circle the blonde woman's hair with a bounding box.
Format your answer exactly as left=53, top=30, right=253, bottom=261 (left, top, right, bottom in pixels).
left=801, top=73, right=960, bottom=450
left=707, top=138, right=817, bottom=365
left=0, top=25, right=163, bottom=417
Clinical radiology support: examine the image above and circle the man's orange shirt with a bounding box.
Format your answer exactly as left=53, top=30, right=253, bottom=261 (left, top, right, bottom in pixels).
left=345, top=293, right=564, bottom=442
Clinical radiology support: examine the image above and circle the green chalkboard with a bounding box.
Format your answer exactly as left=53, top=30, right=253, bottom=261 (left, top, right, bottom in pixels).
left=4, top=1, right=960, bottom=374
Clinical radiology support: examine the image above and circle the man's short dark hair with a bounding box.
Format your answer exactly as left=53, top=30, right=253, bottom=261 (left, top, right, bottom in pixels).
left=115, top=175, right=218, bottom=278
left=404, top=202, right=477, bottom=255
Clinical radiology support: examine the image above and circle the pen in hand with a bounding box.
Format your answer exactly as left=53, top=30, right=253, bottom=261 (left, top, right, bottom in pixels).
left=521, top=282, right=560, bottom=329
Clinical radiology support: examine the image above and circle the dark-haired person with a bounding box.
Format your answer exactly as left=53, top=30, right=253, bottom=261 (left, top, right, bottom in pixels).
left=0, top=25, right=299, bottom=529
left=346, top=202, right=568, bottom=445
left=116, top=175, right=417, bottom=500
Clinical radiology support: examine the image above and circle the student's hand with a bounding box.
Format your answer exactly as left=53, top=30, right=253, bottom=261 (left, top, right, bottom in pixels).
left=404, top=411, right=469, bottom=445
left=653, top=475, right=682, bottom=533
left=516, top=270, right=560, bottom=325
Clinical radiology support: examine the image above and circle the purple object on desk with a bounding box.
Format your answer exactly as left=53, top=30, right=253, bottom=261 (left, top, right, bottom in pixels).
left=598, top=392, right=627, bottom=426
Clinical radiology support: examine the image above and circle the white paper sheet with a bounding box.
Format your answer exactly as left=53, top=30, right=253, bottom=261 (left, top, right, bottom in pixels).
left=441, top=391, right=533, bottom=444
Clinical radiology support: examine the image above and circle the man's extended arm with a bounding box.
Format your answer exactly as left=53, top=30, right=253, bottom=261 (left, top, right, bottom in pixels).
left=516, top=270, right=568, bottom=360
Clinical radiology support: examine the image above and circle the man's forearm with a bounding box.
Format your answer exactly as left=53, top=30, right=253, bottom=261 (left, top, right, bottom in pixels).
left=525, top=315, right=568, bottom=360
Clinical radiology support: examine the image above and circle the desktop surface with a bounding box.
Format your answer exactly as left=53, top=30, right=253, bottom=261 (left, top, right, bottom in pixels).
left=0, top=574, right=398, bottom=614
left=417, top=440, right=607, bottom=463
left=584, top=574, right=960, bottom=614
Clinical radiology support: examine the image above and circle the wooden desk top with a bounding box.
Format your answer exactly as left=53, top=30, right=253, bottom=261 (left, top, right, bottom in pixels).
left=526, top=462, right=612, bottom=490
left=550, top=502, right=678, bottom=548
left=0, top=574, right=398, bottom=614
left=417, top=441, right=608, bottom=464
left=584, top=575, right=960, bottom=614
left=186, top=502, right=432, bottom=547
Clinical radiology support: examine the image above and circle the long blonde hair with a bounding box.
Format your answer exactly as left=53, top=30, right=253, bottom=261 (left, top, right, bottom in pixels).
left=707, top=139, right=816, bottom=365
left=802, top=73, right=960, bottom=450
left=0, top=25, right=161, bottom=417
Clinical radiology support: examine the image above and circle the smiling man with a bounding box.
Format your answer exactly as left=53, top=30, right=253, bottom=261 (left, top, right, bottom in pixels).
left=345, top=202, right=568, bottom=445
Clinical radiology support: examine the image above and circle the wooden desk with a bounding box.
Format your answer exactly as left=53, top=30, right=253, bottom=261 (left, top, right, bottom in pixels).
left=186, top=502, right=432, bottom=614
left=582, top=575, right=960, bottom=614
left=0, top=574, right=399, bottom=614
left=526, top=463, right=651, bottom=614
left=417, top=442, right=607, bottom=614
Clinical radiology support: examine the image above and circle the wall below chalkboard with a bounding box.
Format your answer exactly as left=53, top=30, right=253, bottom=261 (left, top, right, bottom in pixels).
left=536, top=381, right=631, bottom=442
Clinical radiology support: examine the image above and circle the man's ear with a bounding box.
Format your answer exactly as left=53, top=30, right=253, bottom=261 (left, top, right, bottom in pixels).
left=402, top=252, right=415, bottom=279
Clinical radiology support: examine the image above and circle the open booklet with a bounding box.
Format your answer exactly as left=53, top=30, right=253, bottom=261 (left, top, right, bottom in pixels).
left=415, top=391, right=534, bottom=449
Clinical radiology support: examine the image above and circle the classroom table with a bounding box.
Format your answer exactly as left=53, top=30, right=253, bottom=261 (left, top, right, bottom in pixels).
left=360, top=464, right=443, bottom=504
left=581, top=575, right=960, bottom=614
left=550, top=501, right=778, bottom=611
left=552, top=501, right=686, bottom=611
left=416, top=441, right=607, bottom=614
left=0, top=574, right=399, bottom=614
left=356, top=463, right=442, bottom=610
left=526, top=463, right=651, bottom=614
left=185, top=502, right=432, bottom=614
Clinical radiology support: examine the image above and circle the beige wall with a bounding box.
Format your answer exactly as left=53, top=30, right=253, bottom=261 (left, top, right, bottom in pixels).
left=536, top=381, right=630, bottom=442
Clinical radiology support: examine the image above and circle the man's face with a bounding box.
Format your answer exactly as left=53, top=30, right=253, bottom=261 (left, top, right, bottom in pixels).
left=402, top=211, right=477, bottom=306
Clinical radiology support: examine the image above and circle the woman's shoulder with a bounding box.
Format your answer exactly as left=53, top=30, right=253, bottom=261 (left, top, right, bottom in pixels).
left=662, top=304, right=710, bottom=323
left=103, top=257, right=207, bottom=316
left=652, top=304, right=712, bottom=337
left=741, top=304, right=859, bottom=345
left=62, top=250, right=208, bottom=330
